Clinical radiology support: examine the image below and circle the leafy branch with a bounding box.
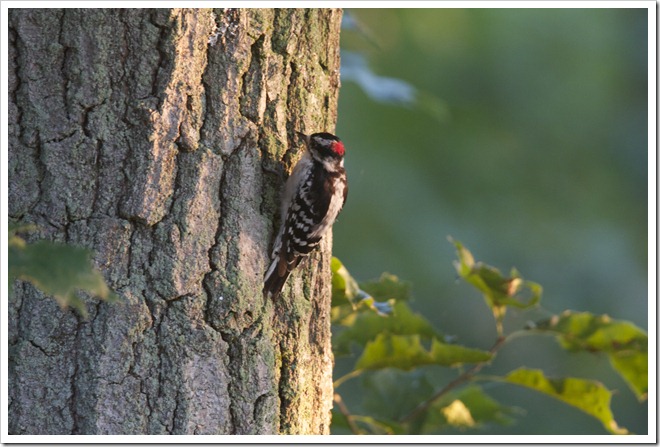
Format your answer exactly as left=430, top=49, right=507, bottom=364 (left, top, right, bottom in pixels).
left=400, top=334, right=508, bottom=424
left=330, top=238, right=647, bottom=435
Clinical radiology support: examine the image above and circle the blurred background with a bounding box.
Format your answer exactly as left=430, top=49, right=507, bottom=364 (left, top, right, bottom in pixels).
left=333, top=8, right=648, bottom=435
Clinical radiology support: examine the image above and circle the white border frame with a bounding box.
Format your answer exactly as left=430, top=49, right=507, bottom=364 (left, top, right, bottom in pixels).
left=1, top=1, right=655, bottom=444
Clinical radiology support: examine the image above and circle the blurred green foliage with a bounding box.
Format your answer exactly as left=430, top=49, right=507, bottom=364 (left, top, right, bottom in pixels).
left=330, top=241, right=647, bottom=435
left=534, top=310, right=648, bottom=401
left=8, top=222, right=118, bottom=318
left=334, top=8, right=648, bottom=434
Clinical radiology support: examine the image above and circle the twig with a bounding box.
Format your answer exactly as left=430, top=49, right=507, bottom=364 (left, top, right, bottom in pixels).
left=333, top=392, right=362, bottom=434
left=399, top=335, right=508, bottom=424
left=333, top=368, right=364, bottom=389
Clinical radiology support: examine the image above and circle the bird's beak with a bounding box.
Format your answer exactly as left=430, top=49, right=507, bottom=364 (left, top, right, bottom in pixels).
left=295, top=131, right=309, bottom=145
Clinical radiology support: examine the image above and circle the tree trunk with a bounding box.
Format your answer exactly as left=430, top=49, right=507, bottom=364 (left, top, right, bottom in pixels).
left=8, top=8, right=342, bottom=435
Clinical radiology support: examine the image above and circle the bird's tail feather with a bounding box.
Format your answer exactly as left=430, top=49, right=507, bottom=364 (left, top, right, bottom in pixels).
left=263, top=257, right=291, bottom=300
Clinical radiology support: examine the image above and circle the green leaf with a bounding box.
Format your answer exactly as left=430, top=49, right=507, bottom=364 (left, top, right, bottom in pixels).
left=333, top=301, right=441, bottom=356
left=330, top=303, right=357, bottom=326
left=452, top=385, right=519, bottom=427
left=449, top=238, right=541, bottom=333
left=356, top=333, right=492, bottom=371
left=451, top=236, right=475, bottom=276
left=362, top=369, right=436, bottom=422
left=331, top=257, right=394, bottom=315
left=608, top=351, right=647, bottom=403
left=357, top=294, right=396, bottom=317
left=331, top=258, right=398, bottom=325
left=503, top=368, right=628, bottom=435
left=9, top=235, right=119, bottom=318
left=450, top=238, right=541, bottom=310
left=422, top=385, right=518, bottom=433
left=331, top=257, right=361, bottom=306
left=534, top=311, right=648, bottom=401
left=535, top=311, right=647, bottom=352
left=361, top=272, right=412, bottom=302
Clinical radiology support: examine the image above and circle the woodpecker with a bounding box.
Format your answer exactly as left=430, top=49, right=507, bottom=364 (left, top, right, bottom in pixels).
left=264, top=131, right=348, bottom=299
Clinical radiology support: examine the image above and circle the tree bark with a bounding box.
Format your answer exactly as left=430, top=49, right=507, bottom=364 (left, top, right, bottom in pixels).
left=8, top=8, right=342, bottom=435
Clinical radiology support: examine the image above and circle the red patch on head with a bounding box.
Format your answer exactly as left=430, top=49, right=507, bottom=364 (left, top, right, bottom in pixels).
left=332, top=141, right=345, bottom=156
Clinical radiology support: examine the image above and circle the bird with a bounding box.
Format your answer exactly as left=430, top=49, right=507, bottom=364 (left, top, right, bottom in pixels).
left=264, top=131, right=348, bottom=299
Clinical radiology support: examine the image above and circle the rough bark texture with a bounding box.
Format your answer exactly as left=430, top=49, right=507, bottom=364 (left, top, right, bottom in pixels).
left=8, top=8, right=342, bottom=435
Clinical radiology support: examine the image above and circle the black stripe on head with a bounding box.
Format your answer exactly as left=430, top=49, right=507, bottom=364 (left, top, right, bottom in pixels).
left=309, top=133, right=344, bottom=160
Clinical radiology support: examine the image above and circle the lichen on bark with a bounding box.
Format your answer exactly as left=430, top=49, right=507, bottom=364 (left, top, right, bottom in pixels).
left=8, top=8, right=342, bottom=435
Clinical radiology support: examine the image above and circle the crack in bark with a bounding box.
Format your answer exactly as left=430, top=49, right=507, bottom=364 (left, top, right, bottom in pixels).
left=8, top=23, right=22, bottom=137
left=148, top=10, right=172, bottom=103
left=9, top=21, right=44, bottom=218
left=253, top=392, right=270, bottom=425
left=277, top=335, right=295, bottom=434
left=150, top=294, right=172, bottom=433
left=26, top=338, right=50, bottom=357
left=217, top=331, right=238, bottom=434
left=90, top=138, right=103, bottom=217
left=57, top=10, right=71, bottom=120
left=64, top=307, right=84, bottom=435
